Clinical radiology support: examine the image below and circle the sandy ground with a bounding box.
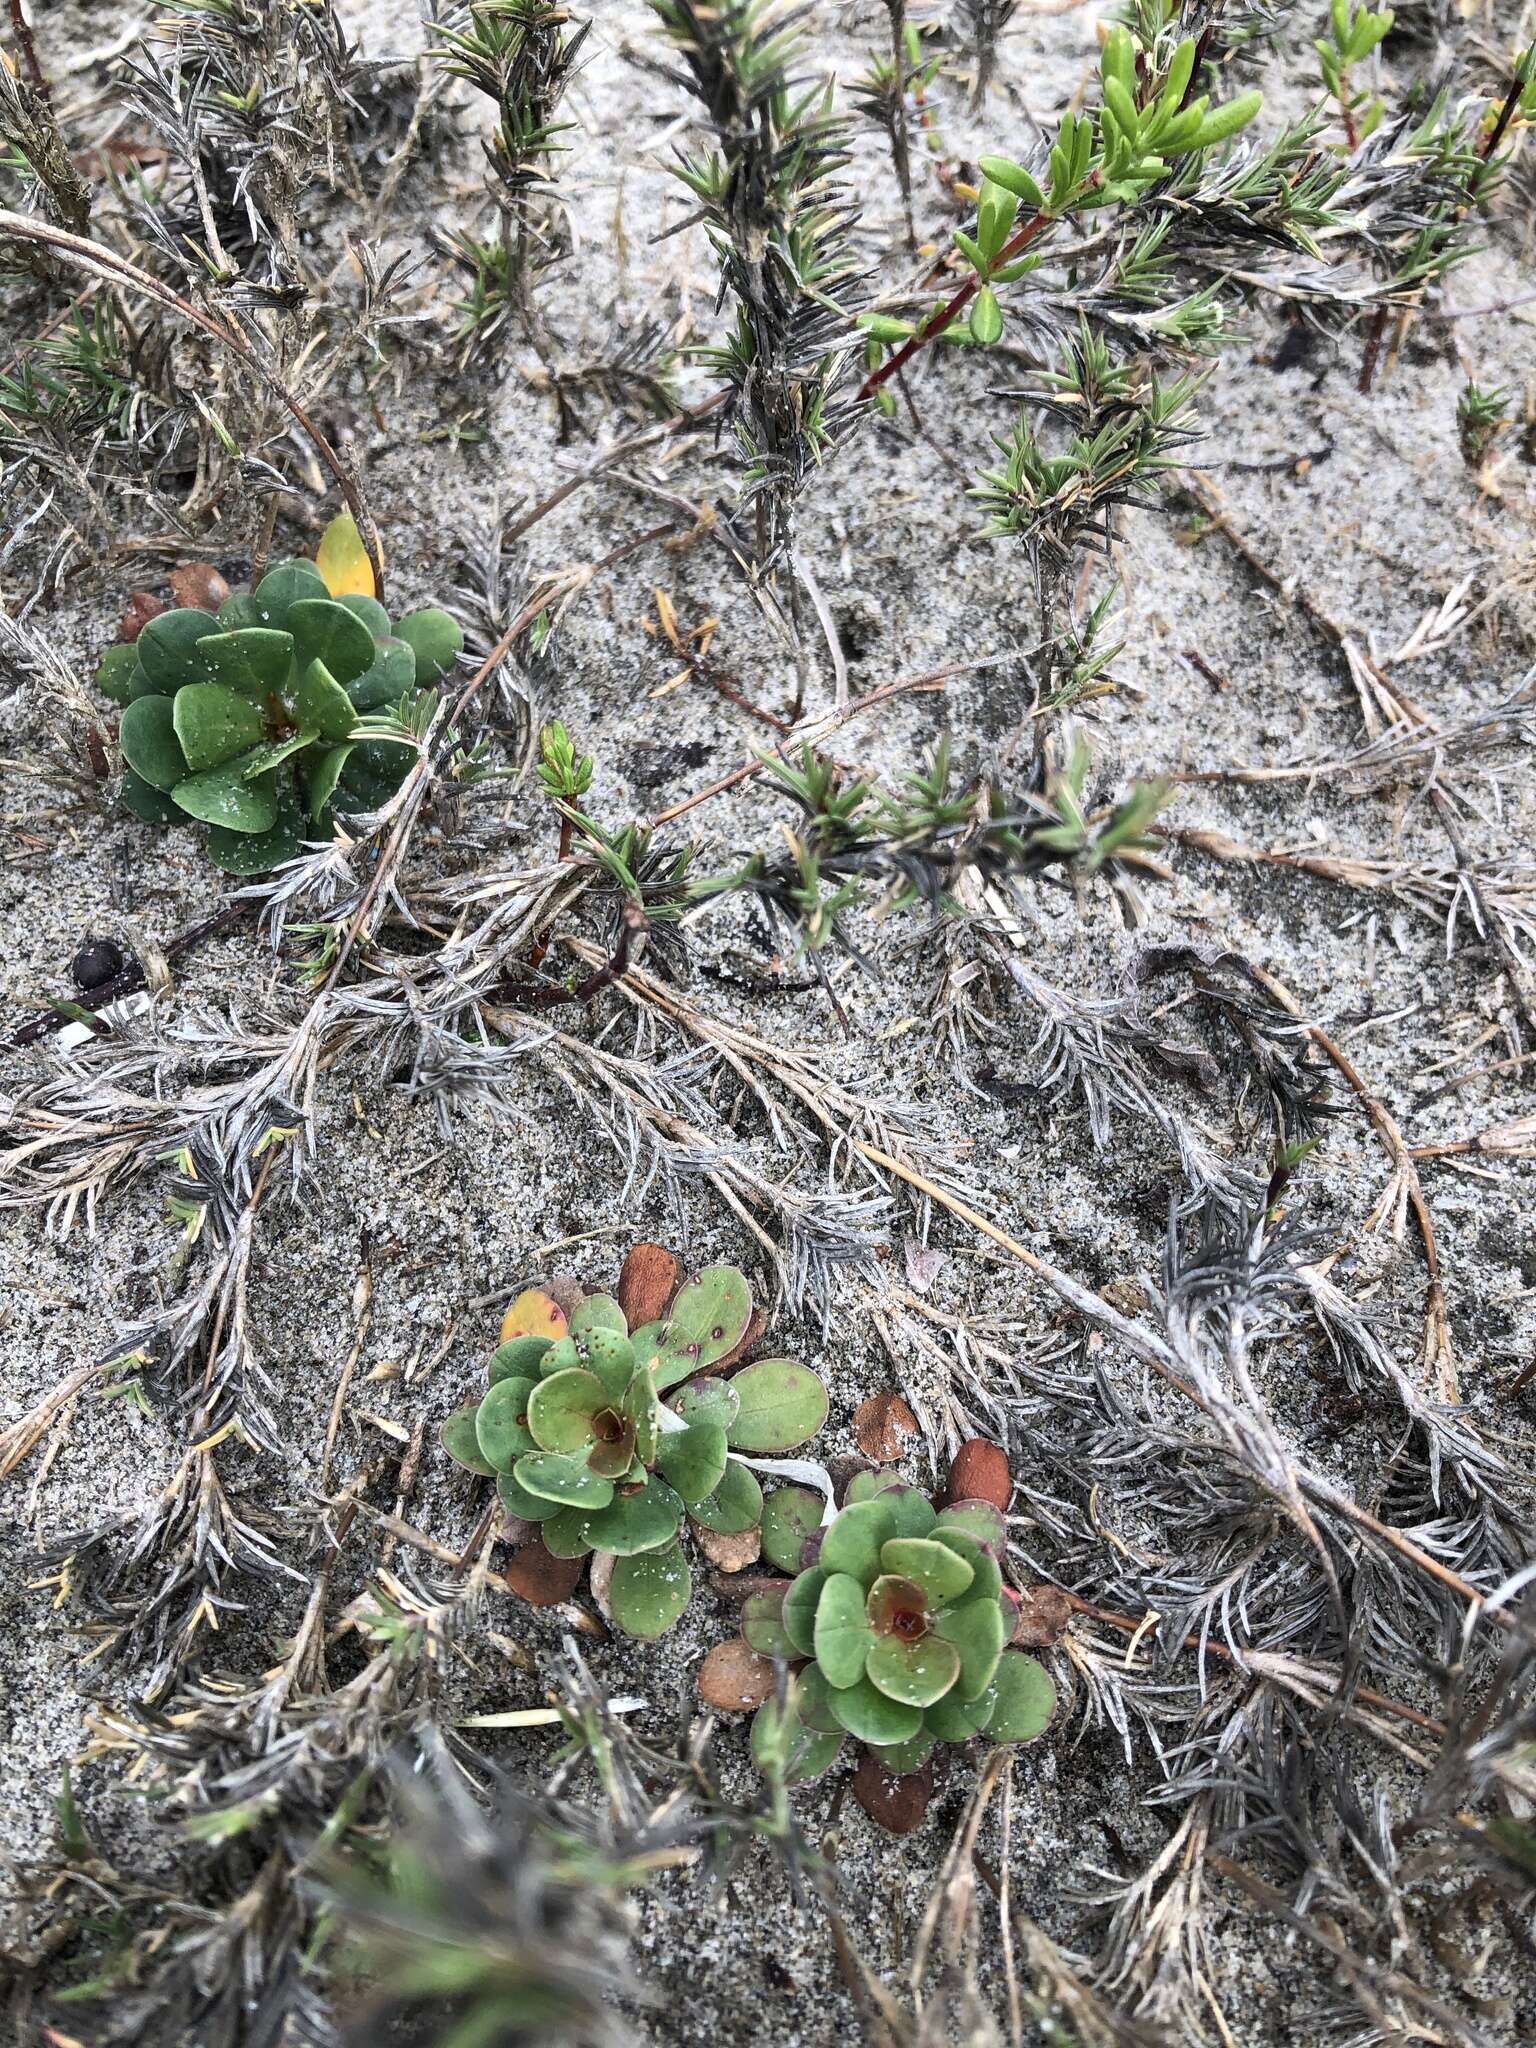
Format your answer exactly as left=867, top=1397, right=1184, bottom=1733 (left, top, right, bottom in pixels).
left=3, top=1, right=1536, bottom=2041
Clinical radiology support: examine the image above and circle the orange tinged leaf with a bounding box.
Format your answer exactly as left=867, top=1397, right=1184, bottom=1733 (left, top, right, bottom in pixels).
left=315, top=510, right=377, bottom=599
left=499, top=1287, right=568, bottom=1344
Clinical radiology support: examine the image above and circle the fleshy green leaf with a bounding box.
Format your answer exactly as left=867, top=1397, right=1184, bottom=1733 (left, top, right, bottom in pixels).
left=172, top=758, right=279, bottom=833
left=688, top=1456, right=762, bottom=1535
left=205, top=782, right=306, bottom=873
left=569, top=1294, right=628, bottom=1338
left=217, top=591, right=263, bottom=630
left=338, top=592, right=391, bottom=634
left=475, top=1376, right=538, bottom=1469
left=655, top=1419, right=728, bottom=1505
left=751, top=1686, right=845, bottom=1785
left=172, top=683, right=265, bottom=773
left=195, top=627, right=293, bottom=696
left=539, top=1337, right=582, bottom=1376
left=607, top=1539, right=691, bottom=1638
left=845, top=1470, right=906, bottom=1504
left=819, top=1499, right=897, bottom=1585
left=970, top=283, right=1003, bottom=345
left=287, top=597, right=377, bottom=687
left=868, top=1731, right=936, bottom=1777
left=288, top=656, right=357, bottom=742
left=540, top=1506, right=595, bottom=1556
left=623, top=1372, right=660, bottom=1469
left=97, top=644, right=145, bottom=706
left=791, top=1664, right=838, bottom=1734
left=489, top=1335, right=552, bottom=1381
left=574, top=1327, right=636, bottom=1398
left=875, top=1484, right=939, bottom=1542
left=977, top=1651, right=1057, bottom=1743
left=924, top=1688, right=994, bottom=1741
left=827, top=1676, right=923, bottom=1745
left=119, top=694, right=187, bottom=790
left=525, top=1368, right=607, bottom=1453
left=669, top=1377, right=739, bottom=1431
left=441, top=1402, right=494, bottom=1476
left=977, top=155, right=1045, bottom=209
left=240, top=730, right=318, bottom=779
left=931, top=1528, right=1002, bottom=1603
left=582, top=1475, right=683, bottom=1555
left=120, top=768, right=180, bottom=823
left=664, top=1265, right=752, bottom=1369
left=304, top=743, right=354, bottom=822
left=813, top=1572, right=876, bottom=1689
left=936, top=1501, right=1007, bottom=1549
left=742, top=1585, right=796, bottom=1658
left=137, top=607, right=221, bottom=690
left=759, top=1485, right=822, bottom=1574
left=251, top=561, right=328, bottom=631
left=881, top=1537, right=974, bottom=1609
left=725, top=1359, right=828, bottom=1454
left=934, top=1594, right=1007, bottom=1701
left=512, top=1451, right=613, bottom=1510
left=346, top=636, right=418, bottom=712
left=396, top=605, right=464, bottom=683
left=497, top=1469, right=560, bottom=1522
left=783, top=1565, right=826, bottom=1658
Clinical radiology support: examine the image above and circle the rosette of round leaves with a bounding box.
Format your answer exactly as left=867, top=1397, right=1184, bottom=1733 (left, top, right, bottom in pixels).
left=96, top=515, right=463, bottom=873
left=441, top=1271, right=829, bottom=1640
left=742, top=1472, right=1056, bottom=1808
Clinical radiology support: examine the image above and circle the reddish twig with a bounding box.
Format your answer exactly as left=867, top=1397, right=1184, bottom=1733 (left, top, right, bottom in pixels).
left=7, top=901, right=253, bottom=1049
left=8, top=0, right=50, bottom=96
left=856, top=208, right=1058, bottom=400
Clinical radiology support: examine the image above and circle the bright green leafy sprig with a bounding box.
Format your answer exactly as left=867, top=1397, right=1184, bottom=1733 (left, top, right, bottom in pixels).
left=857, top=25, right=1262, bottom=387
left=1316, top=0, right=1394, bottom=148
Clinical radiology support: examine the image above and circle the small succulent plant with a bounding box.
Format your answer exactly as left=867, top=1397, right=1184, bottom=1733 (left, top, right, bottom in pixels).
left=96, top=515, right=463, bottom=872
left=442, top=1255, right=829, bottom=1639
left=739, top=1471, right=1056, bottom=1808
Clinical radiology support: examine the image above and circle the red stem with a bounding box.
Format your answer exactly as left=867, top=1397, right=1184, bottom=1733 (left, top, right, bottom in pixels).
left=857, top=207, right=1055, bottom=401
left=1480, top=60, right=1530, bottom=162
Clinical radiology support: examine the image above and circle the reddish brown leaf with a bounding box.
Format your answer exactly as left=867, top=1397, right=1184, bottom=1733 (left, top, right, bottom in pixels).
left=616, top=1241, right=682, bottom=1328
left=697, top=1636, right=776, bottom=1712
left=946, top=1438, right=1011, bottom=1513
left=1011, top=1584, right=1072, bottom=1648
left=851, top=1752, right=933, bottom=1834
left=707, top=1570, right=794, bottom=1606
left=503, top=1534, right=584, bottom=1608
left=168, top=562, right=230, bottom=612
left=714, top=1303, right=767, bottom=1371
left=691, top=1522, right=761, bottom=1572
left=118, top=590, right=165, bottom=643
left=544, top=1273, right=586, bottom=1319
left=854, top=1391, right=918, bottom=1463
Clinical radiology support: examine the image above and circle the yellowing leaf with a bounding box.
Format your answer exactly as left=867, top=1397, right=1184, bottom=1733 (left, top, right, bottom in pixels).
left=315, top=511, right=376, bottom=599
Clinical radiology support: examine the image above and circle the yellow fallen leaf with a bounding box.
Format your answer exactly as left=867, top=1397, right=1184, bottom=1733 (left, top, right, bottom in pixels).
left=315, top=509, right=376, bottom=599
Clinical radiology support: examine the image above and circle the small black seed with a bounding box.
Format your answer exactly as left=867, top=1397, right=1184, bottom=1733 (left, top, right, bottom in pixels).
left=72, top=938, right=125, bottom=990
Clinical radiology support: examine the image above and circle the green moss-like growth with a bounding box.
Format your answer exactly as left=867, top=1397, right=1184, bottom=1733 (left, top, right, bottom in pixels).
left=98, top=563, right=463, bottom=872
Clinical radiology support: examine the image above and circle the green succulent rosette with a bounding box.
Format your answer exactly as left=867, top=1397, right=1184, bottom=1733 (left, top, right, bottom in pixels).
left=746, top=1474, right=1056, bottom=1785
left=97, top=561, right=463, bottom=872
left=442, top=1265, right=829, bottom=1639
